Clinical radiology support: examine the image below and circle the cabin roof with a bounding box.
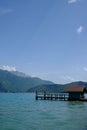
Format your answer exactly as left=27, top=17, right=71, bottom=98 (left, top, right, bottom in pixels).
left=66, top=86, right=85, bottom=92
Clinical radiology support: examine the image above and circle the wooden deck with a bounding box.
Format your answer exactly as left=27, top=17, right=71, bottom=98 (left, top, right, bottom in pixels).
left=35, top=91, right=69, bottom=101
left=35, top=91, right=87, bottom=101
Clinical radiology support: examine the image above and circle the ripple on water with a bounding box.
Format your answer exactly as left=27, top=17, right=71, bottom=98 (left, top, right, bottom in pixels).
left=0, top=93, right=87, bottom=130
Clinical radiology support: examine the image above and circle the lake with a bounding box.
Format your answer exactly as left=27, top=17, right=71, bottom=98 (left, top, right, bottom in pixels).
left=0, top=93, right=87, bottom=130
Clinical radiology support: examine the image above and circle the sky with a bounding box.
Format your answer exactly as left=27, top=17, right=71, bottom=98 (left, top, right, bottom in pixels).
left=0, top=0, right=87, bottom=84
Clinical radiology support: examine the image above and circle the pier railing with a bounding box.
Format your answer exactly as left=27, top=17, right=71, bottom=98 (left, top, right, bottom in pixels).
left=35, top=91, right=69, bottom=101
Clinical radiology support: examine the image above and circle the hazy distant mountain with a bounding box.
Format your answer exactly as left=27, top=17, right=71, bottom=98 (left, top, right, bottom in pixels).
left=0, top=69, right=87, bottom=93
left=0, top=69, right=53, bottom=92
left=27, top=84, right=65, bottom=93
left=27, top=81, right=87, bottom=93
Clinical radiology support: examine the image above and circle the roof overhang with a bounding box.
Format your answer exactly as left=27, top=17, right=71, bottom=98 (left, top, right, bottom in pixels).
left=66, top=86, right=85, bottom=93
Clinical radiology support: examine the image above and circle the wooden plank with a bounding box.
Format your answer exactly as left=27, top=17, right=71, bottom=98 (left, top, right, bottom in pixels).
left=35, top=91, right=69, bottom=101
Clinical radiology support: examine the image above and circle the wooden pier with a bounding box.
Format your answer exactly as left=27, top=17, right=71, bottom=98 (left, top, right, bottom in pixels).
left=35, top=90, right=87, bottom=101
left=35, top=91, right=69, bottom=101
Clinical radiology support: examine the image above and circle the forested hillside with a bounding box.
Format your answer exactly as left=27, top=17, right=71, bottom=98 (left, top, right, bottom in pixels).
left=0, top=69, right=53, bottom=92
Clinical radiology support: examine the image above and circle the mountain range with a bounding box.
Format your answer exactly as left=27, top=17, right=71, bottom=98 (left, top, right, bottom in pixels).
left=27, top=81, right=87, bottom=93
left=0, top=69, right=53, bottom=92
left=0, top=69, right=87, bottom=93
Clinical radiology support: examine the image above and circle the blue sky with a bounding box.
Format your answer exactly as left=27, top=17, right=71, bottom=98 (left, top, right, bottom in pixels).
left=0, top=0, right=87, bottom=84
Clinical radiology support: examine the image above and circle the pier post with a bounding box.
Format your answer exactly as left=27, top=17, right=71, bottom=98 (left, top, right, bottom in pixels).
left=36, top=90, right=38, bottom=100
left=44, top=91, right=46, bottom=100
left=64, top=94, right=65, bottom=101
left=51, top=94, right=53, bottom=100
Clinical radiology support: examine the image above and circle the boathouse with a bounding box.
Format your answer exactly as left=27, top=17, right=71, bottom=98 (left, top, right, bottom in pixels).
left=66, top=86, right=86, bottom=101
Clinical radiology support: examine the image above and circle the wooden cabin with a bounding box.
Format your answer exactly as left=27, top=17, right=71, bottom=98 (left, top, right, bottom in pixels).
left=66, top=86, right=86, bottom=101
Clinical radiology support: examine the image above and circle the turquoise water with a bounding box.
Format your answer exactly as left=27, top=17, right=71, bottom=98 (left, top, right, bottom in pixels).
left=0, top=93, right=87, bottom=130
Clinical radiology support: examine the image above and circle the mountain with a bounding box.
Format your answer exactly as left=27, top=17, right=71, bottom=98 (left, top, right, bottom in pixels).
left=0, top=83, right=8, bottom=92
left=0, top=69, right=53, bottom=92
left=0, top=69, right=87, bottom=93
left=27, top=84, right=66, bottom=93
left=27, top=81, right=87, bottom=93
left=10, top=71, right=30, bottom=78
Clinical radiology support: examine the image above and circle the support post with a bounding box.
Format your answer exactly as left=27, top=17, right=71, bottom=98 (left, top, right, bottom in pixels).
left=51, top=94, right=52, bottom=100
left=44, top=91, right=46, bottom=100
left=36, top=90, right=38, bottom=100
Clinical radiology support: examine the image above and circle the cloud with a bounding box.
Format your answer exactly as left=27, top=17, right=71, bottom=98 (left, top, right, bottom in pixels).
left=68, top=0, right=78, bottom=4
left=29, top=72, right=49, bottom=78
left=1, top=65, right=16, bottom=71
left=62, top=75, right=75, bottom=82
left=0, top=8, right=13, bottom=15
left=76, top=26, right=84, bottom=34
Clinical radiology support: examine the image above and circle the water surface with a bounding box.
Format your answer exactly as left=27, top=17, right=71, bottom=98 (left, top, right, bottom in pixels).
left=0, top=93, right=87, bottom=130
